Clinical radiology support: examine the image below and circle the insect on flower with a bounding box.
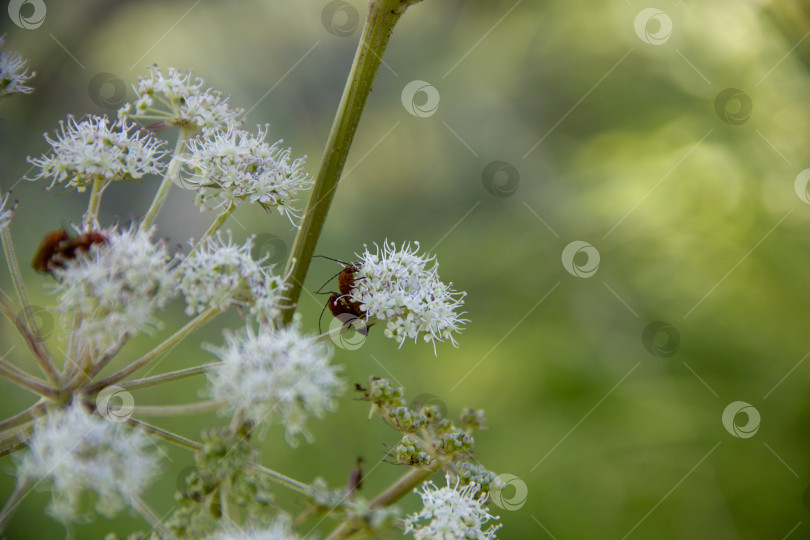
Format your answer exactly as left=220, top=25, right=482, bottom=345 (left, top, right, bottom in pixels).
left=314, top=255, right=371, bottom=335
left=31, top=229, right=107, bottom=274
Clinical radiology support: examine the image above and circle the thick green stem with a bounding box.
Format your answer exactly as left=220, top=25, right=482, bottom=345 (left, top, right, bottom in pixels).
left=83, top=176, right=107, bottom=229
left=281, top=0, right=423, bottom=324
left=140, top=127, right=191, bottom=231
left=85, top=307, right=219, bottom=393
left=325, top=466, right=437, bottom=540
left=1, top=228, right=59, bottom=383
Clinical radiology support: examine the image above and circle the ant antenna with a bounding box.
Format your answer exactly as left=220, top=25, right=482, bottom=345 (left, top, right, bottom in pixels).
left=315, top=269, right=344, bottom=295
left=313, top=254, right=349, bottom=265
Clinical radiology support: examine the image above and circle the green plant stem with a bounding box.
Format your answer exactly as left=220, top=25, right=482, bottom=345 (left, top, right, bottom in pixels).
left=1, top=229, right=59, bottom=384
left=115, top=363, right=216, bottom=391
left=83, top=176, right=107, bottom=228
left=0, top=360, right=56, bottom=398
left=132, top=400, right=223, bottom=416
left=325, top=466, right=437, bottom=540
left=0, top=477, right=31, bottom=532
left=0, top=294, right=53, bottom=378
left=0, top=400, right=45, bottom=432
left=140, top=127, right=191, bottom=231
left=132, top=495, right=172, bottom=539
left=125, top=416, right=202, bottom=451
left=85, top=306, right=219, bottom=394
left=244, top=461, right=330, bottom=501
left=281, top=0, right=423, bottom=324
left=198, top=205, right=234, bottom=245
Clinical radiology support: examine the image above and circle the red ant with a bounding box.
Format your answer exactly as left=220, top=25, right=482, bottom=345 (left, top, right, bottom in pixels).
left=314, top=255, right=371, bottom=335
left=31, top=229, right=108, bottom=274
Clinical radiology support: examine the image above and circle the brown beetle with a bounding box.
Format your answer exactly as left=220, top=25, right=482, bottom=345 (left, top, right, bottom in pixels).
left=32, top=229, right=107, bottom=274
left=315, top=257, right=371, bottom=335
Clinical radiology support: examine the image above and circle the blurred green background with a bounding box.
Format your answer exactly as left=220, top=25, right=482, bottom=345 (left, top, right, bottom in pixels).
left=2, top=0, right=810, bottom=538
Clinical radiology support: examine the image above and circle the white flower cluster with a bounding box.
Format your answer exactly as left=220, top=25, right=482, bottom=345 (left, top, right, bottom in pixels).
left=27, top=115, right=166, bottom=192
left=404, top=477, right=501, bottom=540
left=178, top=232, right=286, bottom=322
left=0, top=191, right=13, bottom=233
left=18, top=404, right=160, bottom=522
left=0, top=37, right=35, bottom=97
left=119, top=65, right=243, bottom=132
left=349, top=241, right=467, bottom=352
left=205, top=518, right=300, bottom=540
left=181, top=125, right=310, bottom=219
left=207, top=322, right=344, bottom=446
left=53, top=226, right=176, bottom=352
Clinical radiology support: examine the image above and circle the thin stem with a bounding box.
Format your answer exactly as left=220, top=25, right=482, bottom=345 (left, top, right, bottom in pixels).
left=0, top=293, right=54, bottom=378
left=0, top=399, right=46, bottom=432
left=0, top=476, right=32, bottom=532
left=325, top=466, right=437, bottom=540
left=115, top=363, right=217, bottom=391
left=85, top=307, right=219, bottom=394
left=280, top=0, right=423, bottom=324
left=1, top=228, right=59, bottom=383
left=64, top=332, right=130, bottom=394
left=132, top=400, right=223, bottom=416
left=140, top=126, right=192, bottom=231
left=131, top=495, right=172, bottom=539
left=125, top=417, right=202, bottom=451
left=0, top=359, right=56, bottom=398
left=244, top=461, right=324, bottom=499
left=83, top=176, right=107, bottom=229
left=197, top=205, right=234, bottom=249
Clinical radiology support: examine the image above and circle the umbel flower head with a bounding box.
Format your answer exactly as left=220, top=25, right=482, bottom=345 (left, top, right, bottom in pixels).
left=177, top=231, right=287, bottom=322
left=346, top=241, right=467, bottom=353
left=26, top=115, right=166, bottom=192
left=18, top=403, right=160, bottom=522
left=404, top=476, right=501, bottom=540
left=52, top=225, right=176, bottom=352
left=0, top=36, right=35, bottom=97
left=207, top=321, right=344, bottom=446
left=205, top=517, right=300, bottom=540
left=181, top=125, right=310, bottom=220
left=119, top=65, right=243, bottom=132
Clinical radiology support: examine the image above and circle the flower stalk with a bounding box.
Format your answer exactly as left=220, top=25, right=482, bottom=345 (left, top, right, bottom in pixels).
left=281, top=0, right=424, bottom=324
